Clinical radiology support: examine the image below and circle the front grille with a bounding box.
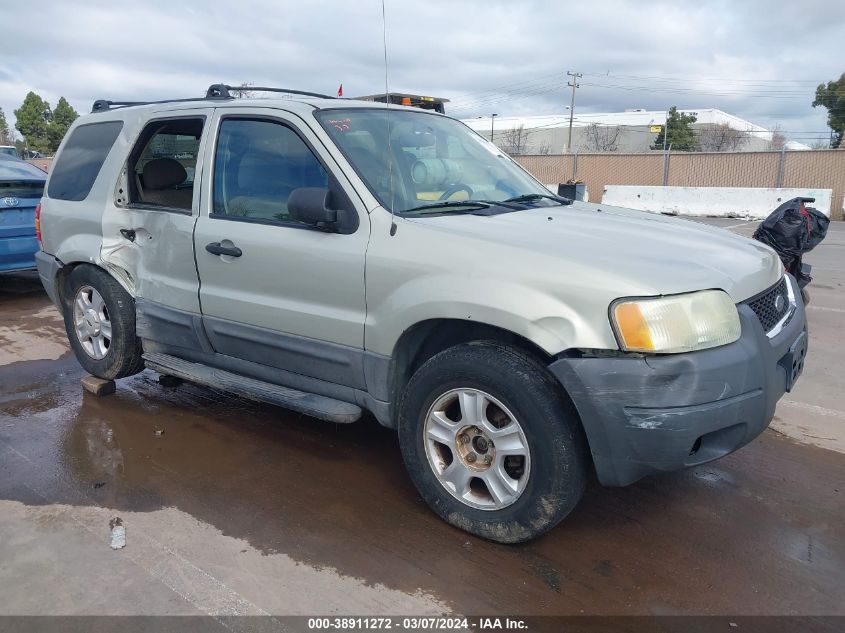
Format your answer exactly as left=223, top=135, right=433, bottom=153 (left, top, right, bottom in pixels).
left=747, top=277, right=790, bottom=332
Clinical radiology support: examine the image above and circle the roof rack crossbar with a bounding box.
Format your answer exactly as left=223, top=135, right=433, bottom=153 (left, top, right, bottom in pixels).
left=210, top=84, right=336, bottom=100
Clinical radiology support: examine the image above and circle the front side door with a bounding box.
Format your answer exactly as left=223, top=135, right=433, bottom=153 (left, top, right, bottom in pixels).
left=193, top=108, right=370, bottom=388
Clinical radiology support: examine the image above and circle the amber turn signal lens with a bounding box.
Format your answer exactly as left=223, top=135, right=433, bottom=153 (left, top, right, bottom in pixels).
left=613, top=302, right=655, bottom=351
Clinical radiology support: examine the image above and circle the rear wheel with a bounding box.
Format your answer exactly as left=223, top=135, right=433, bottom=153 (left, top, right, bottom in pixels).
left=398, top=341, right=588, bottom=543
left=62, top=265, right=144, bottom=380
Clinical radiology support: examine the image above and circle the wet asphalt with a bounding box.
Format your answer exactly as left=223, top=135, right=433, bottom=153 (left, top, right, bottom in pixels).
left=0, top=220, right=844, bottom=618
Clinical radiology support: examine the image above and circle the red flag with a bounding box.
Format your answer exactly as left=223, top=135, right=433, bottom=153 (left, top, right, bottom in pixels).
left=337, top=83, right=343, bottom=97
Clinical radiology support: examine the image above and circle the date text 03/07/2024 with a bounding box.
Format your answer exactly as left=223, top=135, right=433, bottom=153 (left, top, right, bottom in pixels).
left=306, top=616, right=528, bottom=630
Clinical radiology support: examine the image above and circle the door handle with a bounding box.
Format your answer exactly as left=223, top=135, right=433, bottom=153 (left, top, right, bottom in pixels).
left=120, top=228, right=136, bottom=242
left=205, top=241, right=243, bottom=257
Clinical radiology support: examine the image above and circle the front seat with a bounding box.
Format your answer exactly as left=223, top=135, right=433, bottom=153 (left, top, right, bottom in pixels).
left=141, top=158, right=193, bottom=210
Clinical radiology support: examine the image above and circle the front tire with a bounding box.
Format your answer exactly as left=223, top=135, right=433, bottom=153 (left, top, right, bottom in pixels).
left=62, top=265, right=144, bottom=380
left=398, top=341, right=588, bottom=543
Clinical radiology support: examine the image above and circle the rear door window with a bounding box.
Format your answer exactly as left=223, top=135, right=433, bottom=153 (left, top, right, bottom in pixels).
left=128, top=117, right=204, bottom=212
left=47, top=121, right=123, bottom=201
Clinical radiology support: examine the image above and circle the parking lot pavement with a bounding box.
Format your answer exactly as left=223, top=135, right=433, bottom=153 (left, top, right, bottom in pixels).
left=0, top=223, right=843, bottom=618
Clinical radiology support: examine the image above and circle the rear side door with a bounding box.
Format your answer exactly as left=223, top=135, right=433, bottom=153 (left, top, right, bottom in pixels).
left=193, top=107, right=369, bottom=388
left=0, top=161, right=44, bottom=272
left=101, top=109, right=213, bottom=313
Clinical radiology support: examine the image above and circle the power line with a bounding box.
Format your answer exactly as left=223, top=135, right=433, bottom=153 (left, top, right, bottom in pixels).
left=447, top=71, right=822, bottom=114
left=448, top=80, right=568, bottom=110
left=451, top=73, right=819, bottom=105
left=446, top=71, right=567, bottom=103
left=582, top=71, right=824, bottom=84
left=580, top=82, right=811, bottom=97
left=463, top=117, right=832, bottom=138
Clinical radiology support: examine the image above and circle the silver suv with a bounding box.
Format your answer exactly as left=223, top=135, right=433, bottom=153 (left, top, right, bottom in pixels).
left=36, top=85, right=808, bottom=543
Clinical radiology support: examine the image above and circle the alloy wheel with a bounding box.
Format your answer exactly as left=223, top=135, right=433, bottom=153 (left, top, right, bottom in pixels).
left=423, top=388, right=531, bottom=510
left=72, top=285, right=112, bottom=360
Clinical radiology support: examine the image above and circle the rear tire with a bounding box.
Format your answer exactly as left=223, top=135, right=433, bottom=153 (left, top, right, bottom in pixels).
left=61, top=265, right=144, bottom=380
left=398, top=341, right=588, bottom=543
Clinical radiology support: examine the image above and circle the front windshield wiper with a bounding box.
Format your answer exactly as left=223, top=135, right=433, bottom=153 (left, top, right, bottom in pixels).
left=402, top=200, right=492, bottom=215
left=402, top=195, right=565, bottom=216
left=503, top=193, right=573, bottom=206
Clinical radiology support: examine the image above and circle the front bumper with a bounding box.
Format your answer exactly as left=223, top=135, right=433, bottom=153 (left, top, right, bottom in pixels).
left=549, top=274, right=807, bottom=487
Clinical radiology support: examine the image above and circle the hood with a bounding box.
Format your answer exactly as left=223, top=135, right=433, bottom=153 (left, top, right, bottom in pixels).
left=408, top=201, right=781, bottom=302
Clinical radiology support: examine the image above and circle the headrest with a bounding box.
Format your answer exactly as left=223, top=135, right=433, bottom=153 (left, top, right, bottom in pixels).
left=143, top=158, right=187, bottom=190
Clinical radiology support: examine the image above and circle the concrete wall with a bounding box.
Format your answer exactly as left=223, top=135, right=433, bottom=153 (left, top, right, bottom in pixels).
left=516, top=150, right=845, bottom=220
left=601, top=185, right=833, bottom=219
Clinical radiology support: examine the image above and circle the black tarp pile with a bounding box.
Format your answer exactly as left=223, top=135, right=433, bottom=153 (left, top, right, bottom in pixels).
left=753, top=197, right=829, bottom=286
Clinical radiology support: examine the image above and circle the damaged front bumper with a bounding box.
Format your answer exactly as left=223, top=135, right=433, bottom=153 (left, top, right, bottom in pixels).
left=549, top=274, right=808, bottom=487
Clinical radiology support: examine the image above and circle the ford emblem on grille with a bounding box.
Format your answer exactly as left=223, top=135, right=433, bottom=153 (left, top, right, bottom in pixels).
left=1, top=196, right=19, bottom=207
left=774, top=294, right=785, bottom=312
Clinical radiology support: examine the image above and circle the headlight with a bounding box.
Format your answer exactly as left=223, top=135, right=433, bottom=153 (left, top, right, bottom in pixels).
left=611, top=290, right=741, bottom=353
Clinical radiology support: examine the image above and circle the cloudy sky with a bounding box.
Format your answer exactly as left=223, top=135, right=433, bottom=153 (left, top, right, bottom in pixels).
left=1, top=0, right=843, bottom=145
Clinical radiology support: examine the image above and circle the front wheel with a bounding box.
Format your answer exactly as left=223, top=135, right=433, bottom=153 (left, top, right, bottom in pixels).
left=398, top=342, right=588, bottom=543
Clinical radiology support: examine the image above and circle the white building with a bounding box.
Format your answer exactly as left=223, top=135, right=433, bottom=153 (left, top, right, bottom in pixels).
left=462, top=108, right=809, bottom=154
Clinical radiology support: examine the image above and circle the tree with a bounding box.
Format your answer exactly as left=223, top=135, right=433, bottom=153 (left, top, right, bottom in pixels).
left=583, top=123, right=620, bottom=152
left=651, top=106, right=699, bottom=151
left=231, top=82, right=255, bottom=98
left=767, top=123, right=787, bottom=151
left=14, top=92, right=52, bottom=153
left=697, top=123, right=749, bottom=152
left=500, top=124, right=531, bottom=155
left=48, top=97, right=79, bottom=152
left=0, top=108, right=14, bottom=145
left=813, top=73, right=844, bottom=149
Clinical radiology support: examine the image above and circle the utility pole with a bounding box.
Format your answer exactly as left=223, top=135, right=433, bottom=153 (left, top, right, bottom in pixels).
left=566, top=71, right=582, bottom=153
left=490, top=113, right=498, bottom=142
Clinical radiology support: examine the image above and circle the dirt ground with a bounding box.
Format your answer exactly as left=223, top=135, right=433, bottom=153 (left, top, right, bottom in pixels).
left=0, top=219, right=843, bottom=621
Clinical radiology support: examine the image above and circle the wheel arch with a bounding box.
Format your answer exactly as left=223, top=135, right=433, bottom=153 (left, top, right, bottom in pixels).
left=53, top=259, right=136, bottom=308
left=386, top=318, right=556, bottom=425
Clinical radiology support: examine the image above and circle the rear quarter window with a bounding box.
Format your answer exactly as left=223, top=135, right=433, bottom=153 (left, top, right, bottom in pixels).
left=47, top=121, right=124, bottom=201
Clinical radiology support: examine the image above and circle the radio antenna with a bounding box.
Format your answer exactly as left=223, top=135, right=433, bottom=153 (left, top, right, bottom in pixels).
left=381, top=0, right=397, bottom=236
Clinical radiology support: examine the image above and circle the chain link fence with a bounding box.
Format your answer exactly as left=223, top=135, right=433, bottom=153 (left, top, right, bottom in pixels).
left=516, top=150, right=845, bottom=220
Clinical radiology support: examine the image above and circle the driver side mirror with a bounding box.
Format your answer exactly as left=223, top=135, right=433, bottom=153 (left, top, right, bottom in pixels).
left=288, top=187, right=338, bottom=229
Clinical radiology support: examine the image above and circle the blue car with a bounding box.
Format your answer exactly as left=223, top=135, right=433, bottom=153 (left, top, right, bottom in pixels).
left=0, top=155, right=45, bottom=273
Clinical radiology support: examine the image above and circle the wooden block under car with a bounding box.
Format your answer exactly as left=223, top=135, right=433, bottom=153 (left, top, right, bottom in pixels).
left=81, top=375, right=116, bottom=396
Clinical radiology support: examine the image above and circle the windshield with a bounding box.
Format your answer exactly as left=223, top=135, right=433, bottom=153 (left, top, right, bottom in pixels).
left=315, top=108, right=550, bottom=214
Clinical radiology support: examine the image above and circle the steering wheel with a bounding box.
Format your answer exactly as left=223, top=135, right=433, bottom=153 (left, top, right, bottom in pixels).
left=439, top=184, right=474, bottom=201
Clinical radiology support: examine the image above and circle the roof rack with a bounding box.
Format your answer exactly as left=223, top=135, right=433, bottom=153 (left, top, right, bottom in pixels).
left=91, top=84, right=335, bottom=113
